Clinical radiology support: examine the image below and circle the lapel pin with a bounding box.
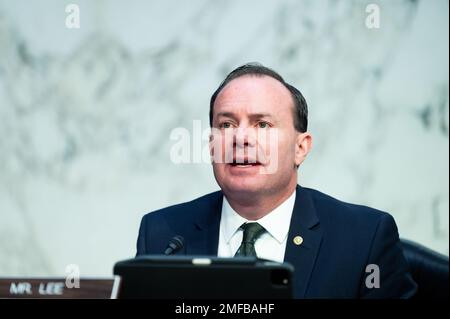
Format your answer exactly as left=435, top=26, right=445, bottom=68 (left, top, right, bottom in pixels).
left=293, top=236, right=303, bottom=246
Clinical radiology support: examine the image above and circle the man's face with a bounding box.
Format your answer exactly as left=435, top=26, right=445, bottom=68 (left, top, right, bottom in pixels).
left=210, top=75, right=305, bottom=198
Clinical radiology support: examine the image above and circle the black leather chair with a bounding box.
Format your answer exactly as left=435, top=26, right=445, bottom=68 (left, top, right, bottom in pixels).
left=401, top=239, right=449, bottom=299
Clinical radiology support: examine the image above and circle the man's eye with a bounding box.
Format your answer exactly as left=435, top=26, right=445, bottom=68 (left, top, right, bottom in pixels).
left=221, top=122, right=232, bottom=129
left=258, top=122, right=270, bottom=128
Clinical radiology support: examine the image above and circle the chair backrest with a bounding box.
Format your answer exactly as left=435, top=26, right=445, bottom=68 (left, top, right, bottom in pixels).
left=400, top=239, right=449, bottom=299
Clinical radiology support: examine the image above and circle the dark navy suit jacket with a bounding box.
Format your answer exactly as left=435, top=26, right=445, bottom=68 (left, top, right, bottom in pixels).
left=136, top=185, right=417, bottom=298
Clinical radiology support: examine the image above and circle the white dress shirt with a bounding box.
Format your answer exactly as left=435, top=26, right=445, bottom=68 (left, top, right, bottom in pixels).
left=217, top=190, right=296, bottom=262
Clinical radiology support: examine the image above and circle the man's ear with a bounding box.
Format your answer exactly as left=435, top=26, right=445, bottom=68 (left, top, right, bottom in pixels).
left=209, top=133, right=216, bottom=162
left=294, top=132, right=313, bottom=167
left=209, top=128, right=222, bottom=163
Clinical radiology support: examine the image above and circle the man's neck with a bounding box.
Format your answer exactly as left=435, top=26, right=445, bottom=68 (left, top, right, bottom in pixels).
left=223, top=181, right=297, bottom=220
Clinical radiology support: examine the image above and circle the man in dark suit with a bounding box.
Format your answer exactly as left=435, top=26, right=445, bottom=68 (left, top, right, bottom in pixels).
left=136, top=63, right=417, bottom=298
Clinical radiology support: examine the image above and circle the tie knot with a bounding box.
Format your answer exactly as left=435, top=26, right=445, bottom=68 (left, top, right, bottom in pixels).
left=240, top=222, right=266, bottom=244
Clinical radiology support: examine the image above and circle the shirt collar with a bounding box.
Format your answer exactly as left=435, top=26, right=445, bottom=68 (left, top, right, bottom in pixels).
left=220, top=190, right=296, bottom=244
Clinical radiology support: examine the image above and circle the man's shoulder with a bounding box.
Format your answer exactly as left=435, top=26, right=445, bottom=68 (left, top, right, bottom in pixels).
left=302, top=186, right=394, bottom=227
left=141, top=190, right=222, bottom=222
left=302, top=186, right=401, bottom=260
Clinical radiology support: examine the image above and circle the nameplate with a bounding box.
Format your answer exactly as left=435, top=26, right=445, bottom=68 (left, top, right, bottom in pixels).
left=0, top=277, right=120, bottom=299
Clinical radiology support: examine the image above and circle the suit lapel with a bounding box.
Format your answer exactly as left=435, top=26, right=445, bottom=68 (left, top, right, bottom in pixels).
left=185, top=191, right=223, bottom=256
left=284, top=185, right=323, bottom=298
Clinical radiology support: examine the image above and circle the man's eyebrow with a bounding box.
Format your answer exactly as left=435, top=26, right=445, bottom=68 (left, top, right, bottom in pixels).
left=248, top=113, right=274, bottom=120
left=215, top=112, right=236, bottom=119
left=215, top=112, right=274, bottom=119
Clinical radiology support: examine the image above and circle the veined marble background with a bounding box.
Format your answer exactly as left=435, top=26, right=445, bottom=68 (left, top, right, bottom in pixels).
left=0, top=0, right=448, bottom=277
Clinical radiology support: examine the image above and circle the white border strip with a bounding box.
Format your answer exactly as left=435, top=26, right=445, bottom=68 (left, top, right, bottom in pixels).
left=110, top=275, right=121, bottom=299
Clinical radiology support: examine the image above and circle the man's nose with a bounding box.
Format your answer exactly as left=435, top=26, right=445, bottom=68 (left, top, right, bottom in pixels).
left=234, top=127, right=256, bottom=147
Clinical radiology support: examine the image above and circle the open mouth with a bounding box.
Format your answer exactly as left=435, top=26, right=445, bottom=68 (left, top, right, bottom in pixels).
left=229, top=159, right=262, bottom=167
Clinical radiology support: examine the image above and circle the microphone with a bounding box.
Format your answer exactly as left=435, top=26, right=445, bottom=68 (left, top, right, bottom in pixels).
left=164, top=235, right=184, bottom=255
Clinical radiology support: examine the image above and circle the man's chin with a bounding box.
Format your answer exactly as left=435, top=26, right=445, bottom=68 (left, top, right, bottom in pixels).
left=221, top=179, right=267, bottom=196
